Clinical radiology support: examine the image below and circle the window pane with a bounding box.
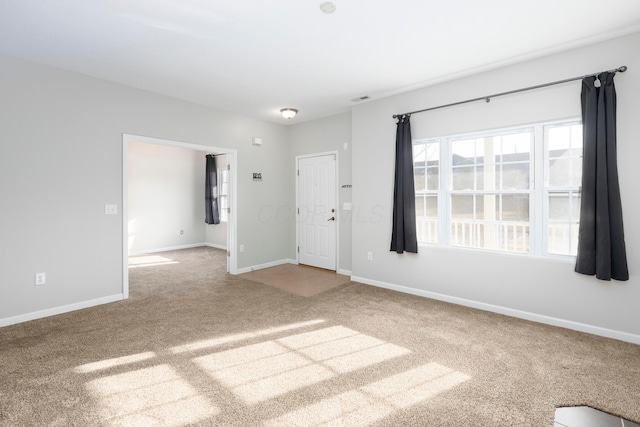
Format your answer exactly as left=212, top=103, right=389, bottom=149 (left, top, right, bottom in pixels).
left=501, top=133, right=531, bottom=161
left=475, top=194, right=489, bottom=220
left=547, top=223, right=578, bottom=256
left=571, top=194, right=581, bottom=222
left=548, top=126, right=572, bottom=151
left=501, top=163, right=529, bottom=189
left=549, top=193, right=570, bottom=221
left=548, top=158, right=571, bottom=187
left=416, top=195, right=437, bottom=243
left=416, top=195, right=438, bottom=219
left=417, top=218, right=437, bottom=243
left=451, top=195, right=474, bottom=220
left=570, top=158, right=582, bottom=187
left=500, top=223, right=530, bottom=252
left=413, top=144, right=426, bottom=163
left=414, top=141, right=439, bottom=191
left=415, top=195, right=426, bottom=217
left=414, top=167, right=426, bottom=191
left=426, top=143, right=439, bottom=162
left=427, top=167, right=439, bottom=190
left=501, top=194, right=529, bottom=221
left=547, top=192, right=580, bottom=255
left=452, top=166, right=474, bottom=190
left=425, top=195, right=438, bottom=217
left=476, top=164, right=486, bottom=190
left=548, top=124, right=582, bottom=157
left=450, top=220, right=476, bottom=247
left=451, top=139, right=476, bottom=165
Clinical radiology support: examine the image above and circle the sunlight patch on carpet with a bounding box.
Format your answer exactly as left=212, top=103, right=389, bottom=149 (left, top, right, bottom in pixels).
left=264, top=362, right=471, bottom=426
left=85, top=365, right=218, bottom=426
left=169, top=319, right=326, bottom=354
left=74, top=351, right=157, bottom=373
left=128, top=254, right=179, bottom=268
left=193, top=326, right=411, bottom=404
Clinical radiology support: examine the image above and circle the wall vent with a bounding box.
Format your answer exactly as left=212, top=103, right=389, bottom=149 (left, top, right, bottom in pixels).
left=350, top=95, right=371, bottom=103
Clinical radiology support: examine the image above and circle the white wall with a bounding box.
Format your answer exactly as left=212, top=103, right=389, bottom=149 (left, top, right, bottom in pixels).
left=0, top=54, right=292, bottom=325
left=351, top=32, right=640, bottom=343
left=289, top=112, right=352, bottom=273
left=128, top=141, right=206, bottom=254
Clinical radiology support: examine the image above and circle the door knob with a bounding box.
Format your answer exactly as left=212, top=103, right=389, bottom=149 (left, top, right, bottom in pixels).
left=327, top=216, right=335, bottom=221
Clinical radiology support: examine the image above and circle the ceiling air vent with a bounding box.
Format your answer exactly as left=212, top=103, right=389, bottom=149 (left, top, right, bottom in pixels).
left=350, top=95, right=371, bottom=103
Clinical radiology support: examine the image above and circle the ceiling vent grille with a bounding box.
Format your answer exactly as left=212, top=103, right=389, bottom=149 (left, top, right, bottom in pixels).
left=350, top=95, right=371, bottom=103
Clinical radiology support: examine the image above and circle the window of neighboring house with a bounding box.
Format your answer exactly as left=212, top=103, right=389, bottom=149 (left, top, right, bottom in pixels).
left=413, top=119, right=582, bottom=258
left=219, top=168, right=229, bottom=222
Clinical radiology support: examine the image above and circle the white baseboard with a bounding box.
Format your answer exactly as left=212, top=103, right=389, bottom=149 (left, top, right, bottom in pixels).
left=129, top=243, right=208, bottom=256
left=204, top=243, right=228, bottom=251
left=351, top=275, right=640, bottom=345
left=0, top=294, right=124, bottom=328
left=337, top=269, right=352, bottom=277
left=236, top=258, right=297, bottom=274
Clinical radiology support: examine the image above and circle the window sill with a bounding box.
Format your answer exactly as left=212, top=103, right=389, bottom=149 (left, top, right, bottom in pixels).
left=417, top=242, right=577, bottom=264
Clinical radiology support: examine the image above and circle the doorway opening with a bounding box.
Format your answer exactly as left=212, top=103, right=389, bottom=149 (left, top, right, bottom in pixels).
left=122, top=134, right=238, bottom=299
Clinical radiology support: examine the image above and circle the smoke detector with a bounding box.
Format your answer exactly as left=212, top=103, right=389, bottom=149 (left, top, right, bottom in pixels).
left=320, top=2, right=336, bottom=14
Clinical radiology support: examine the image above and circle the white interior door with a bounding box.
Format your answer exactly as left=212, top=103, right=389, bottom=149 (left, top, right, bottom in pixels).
left=298, top=154, right=337, bottom=270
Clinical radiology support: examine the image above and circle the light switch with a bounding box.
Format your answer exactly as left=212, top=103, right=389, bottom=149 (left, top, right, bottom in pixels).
left=343, top=202, right=352, bottom=211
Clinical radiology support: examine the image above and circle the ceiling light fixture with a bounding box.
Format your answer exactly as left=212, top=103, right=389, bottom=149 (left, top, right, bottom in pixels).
left=320, top=2, right=336, bottom=14
left=280, top=108, right=298, bottom=119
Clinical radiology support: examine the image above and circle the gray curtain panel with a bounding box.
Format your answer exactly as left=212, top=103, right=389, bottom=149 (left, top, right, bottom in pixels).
left=205, top=154, right=220, bottom=225
left=575, top=72, right=628, bottom=281
left=390, top=115, right=418, bottom=254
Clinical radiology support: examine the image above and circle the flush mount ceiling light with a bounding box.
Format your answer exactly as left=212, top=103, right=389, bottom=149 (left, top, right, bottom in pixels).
left=280, top=108, right=298, bottom=119
left=320, top=2, right=336, bottom=14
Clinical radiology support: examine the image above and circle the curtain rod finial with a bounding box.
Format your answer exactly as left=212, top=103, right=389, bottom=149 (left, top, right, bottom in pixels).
left=618, top=65, right=628, bottom=73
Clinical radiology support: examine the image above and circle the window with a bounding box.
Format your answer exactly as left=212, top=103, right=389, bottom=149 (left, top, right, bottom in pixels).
left=545, top=123, right=582, bottom=256
left=219, top=168, right=229, bottom=222
left=414, top=140, right=440, bottom=243
left=413, top=119, right=582, bottom=258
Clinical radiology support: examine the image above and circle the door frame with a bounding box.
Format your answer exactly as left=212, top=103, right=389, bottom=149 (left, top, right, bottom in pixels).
left=295, top=151, right=339, bottom=271
left=122, top=133, right=238, bottom=299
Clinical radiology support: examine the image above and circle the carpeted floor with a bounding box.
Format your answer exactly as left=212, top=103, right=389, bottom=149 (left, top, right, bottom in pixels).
left=1, top=246, right=639, bottom=426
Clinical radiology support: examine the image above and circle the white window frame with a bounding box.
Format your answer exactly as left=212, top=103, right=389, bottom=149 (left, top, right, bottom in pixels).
left=413, top=118, right=581, bottom=260
left=219, top=167, right=230, bottom=222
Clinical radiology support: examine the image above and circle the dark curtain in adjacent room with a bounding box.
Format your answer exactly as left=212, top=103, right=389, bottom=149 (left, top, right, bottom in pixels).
left=575, top=72, right=628, bottom=281
left=390, top=114, right=418, bottom=254
left=205, top=154, right=220, bottom=225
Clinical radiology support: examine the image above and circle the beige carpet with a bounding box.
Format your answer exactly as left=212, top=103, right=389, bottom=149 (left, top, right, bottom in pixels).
left=1, top=246, right=639, bottom=427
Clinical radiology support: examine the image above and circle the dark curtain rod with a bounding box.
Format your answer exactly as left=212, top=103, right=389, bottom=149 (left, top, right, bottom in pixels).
left=392, top=65, right=628, bottom=119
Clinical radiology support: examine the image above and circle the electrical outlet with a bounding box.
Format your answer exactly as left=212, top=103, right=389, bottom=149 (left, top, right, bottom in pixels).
left=367, top=252, right=373, bottom=261
left=239, top=244, right=245, bottom=253
left=35, top=272, right=46, bottom=286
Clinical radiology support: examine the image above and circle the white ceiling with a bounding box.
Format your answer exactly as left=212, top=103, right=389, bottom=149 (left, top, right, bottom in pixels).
left=1, top=0, right=640, bottom=124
